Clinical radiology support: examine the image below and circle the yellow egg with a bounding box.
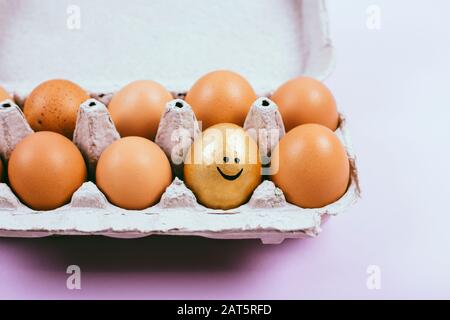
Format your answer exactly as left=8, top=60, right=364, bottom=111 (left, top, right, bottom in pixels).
left=184, top=123, right=261, bottom=210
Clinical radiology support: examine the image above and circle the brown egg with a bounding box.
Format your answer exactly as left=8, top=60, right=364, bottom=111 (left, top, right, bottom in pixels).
left=8, top=131, right=87, bottom=210
left=271, top=77, right=339, bottom=131
left=24, top=79, right=89, bottom=138
left=184, top=123, right=261, bottom=210
left=271, top=124, right=349, bottom=208
left=0, top=159, right=3, bottom=183
left=108, top=80, right=173, bottom=140
left=96, top=137, right=172, bottom=210
left=0, top=86, right=12, bottom=102
left=185, top=70, right=257, bottom=130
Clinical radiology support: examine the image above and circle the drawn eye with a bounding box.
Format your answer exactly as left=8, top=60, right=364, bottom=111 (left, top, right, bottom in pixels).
left=234, top=158, right=240, bottom=164
left=223, top=156, right=229, bottom=163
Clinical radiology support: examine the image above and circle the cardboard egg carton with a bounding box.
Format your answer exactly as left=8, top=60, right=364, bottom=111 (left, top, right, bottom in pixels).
left=0, top=0, right=360, bottom=243
left=0, top=95, right=359, bottom=244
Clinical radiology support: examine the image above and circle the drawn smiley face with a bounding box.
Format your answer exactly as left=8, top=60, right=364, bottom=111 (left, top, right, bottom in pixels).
left=216, top=156, right=243, bottom=181
left=184, top=123, right=261, bottom=210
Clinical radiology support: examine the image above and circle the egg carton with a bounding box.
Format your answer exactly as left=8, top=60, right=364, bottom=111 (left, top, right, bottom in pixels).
left=0, top=0, right=360, bottom=243
left=0, top=95, right=360, bottom=244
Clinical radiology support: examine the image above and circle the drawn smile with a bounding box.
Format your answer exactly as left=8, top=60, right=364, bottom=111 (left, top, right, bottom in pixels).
left=216, top=167, right=243, bottom=181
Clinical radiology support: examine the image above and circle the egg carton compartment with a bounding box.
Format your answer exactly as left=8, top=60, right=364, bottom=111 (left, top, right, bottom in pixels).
left=0, top=95, right=360, bottom=244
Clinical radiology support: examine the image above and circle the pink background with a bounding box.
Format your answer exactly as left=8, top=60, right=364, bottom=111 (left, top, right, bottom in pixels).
left=1, top=0, right=450, bottom=299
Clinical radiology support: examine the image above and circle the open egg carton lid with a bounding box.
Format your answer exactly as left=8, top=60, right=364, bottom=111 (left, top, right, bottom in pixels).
left=0, top=0, right=334, bottom=95
left=0, top=0, right=360, bottom=244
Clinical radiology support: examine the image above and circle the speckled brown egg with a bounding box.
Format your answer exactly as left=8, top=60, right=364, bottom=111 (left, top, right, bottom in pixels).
left=8, top=131, right=87, bottom=211
left=271, top=77, right=340, bottom=131
left=185, top=70, right=257, bottom=129
left=24, top=79, right=89, bottom=138
left=96, top=137, right=172, bottom=210
left=271, top=124, right=349, bottom=208
left=0, top=86, right=12, bottom=102
left=108, top=80, right=173, bottom=140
